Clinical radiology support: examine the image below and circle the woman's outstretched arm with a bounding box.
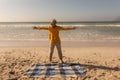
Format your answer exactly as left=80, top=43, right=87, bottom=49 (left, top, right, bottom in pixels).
left=33, top=26, right=48, bottom=30
left=60, top=27, right=76, bottom=30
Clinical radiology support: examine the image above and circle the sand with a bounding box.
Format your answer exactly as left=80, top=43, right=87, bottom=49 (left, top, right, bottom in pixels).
left=0, top=46, right=120, bottom=80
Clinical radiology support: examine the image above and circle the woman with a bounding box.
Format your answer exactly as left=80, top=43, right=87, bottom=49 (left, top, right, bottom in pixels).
left=33, top=19, right=76, bottom=63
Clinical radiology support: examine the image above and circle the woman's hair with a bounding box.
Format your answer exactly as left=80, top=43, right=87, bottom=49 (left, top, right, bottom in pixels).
left=51, top=19, right=57, bottom=28
left=52, top=19, right=57, bottom=23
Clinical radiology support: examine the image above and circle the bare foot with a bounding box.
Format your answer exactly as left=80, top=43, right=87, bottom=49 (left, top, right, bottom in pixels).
left=60, top=60, right=65, bottom=63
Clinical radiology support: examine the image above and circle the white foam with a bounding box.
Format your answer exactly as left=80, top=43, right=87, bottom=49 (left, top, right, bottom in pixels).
left=1, top=24, right=120, bottom=28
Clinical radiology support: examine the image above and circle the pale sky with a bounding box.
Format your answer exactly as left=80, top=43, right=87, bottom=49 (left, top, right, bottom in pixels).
left=0, top=0, right=120, bottom=22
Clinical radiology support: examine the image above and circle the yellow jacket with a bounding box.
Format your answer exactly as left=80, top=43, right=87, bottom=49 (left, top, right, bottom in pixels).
left=48, top=26, right=68, bottom=44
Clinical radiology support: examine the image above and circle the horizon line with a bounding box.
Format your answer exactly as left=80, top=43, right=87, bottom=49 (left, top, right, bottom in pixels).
left=0, top=21, right=120, bottom=23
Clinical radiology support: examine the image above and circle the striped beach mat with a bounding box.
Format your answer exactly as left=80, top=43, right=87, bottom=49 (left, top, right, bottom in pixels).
left=25, top=63, right=86, bottom=78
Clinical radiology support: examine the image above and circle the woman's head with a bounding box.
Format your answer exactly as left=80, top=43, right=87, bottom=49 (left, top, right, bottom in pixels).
left=50, top=19, right=57, bottom=27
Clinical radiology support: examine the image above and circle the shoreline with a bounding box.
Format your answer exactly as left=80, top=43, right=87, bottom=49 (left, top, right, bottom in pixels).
left=0, top=40, right=120, bottom=47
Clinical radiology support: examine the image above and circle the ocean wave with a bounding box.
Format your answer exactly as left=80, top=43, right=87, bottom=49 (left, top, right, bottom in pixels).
left=0, top=23, right=120, bottom=27
left=1, top=24, right=120, bottom=28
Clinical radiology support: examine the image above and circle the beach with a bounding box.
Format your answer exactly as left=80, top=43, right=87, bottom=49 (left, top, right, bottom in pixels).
left=0, top=22, right=120, bottom=80
left=1, top=0, right=120, bottom=79
left=0, top=42, right=120, bottom=80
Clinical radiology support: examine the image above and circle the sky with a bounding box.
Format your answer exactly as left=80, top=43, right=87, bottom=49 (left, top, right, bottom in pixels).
left=0, top=0, right=120, bottom=22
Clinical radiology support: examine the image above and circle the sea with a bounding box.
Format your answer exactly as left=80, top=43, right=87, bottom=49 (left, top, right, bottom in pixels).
left=0, top=21, right=120, bottom=46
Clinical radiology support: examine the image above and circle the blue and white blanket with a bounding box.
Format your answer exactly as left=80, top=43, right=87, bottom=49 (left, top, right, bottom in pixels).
left=25, top=63, right=86, bottom=78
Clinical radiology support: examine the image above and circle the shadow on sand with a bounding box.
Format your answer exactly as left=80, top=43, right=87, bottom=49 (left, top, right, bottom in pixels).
left=77, top=63, right=120, bottom=71
left=49, top=62, right=120, bottom=71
